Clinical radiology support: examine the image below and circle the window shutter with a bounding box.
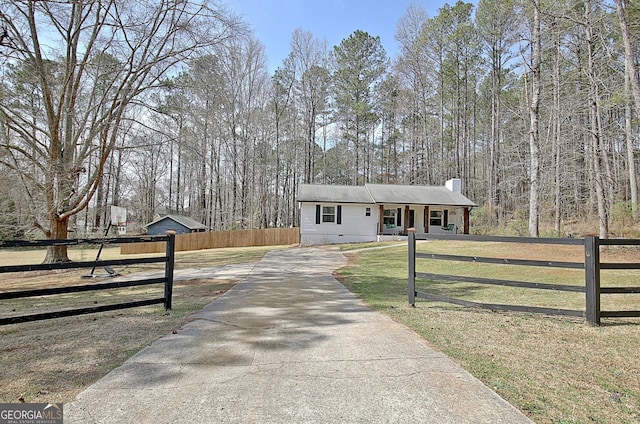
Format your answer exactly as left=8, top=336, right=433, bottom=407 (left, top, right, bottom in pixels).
left=337, top=205, right=342, bottom=225
left=397, top=208, right=402, bottom=226
left=316, top=205, right=321, bottom=224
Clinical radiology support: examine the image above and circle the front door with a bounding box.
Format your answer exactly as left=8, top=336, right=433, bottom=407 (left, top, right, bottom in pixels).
left=409, top=210, right=415, bottom=229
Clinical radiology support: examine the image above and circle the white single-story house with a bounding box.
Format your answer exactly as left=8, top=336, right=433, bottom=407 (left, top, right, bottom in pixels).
left=297, top=179, right=476, bottom=245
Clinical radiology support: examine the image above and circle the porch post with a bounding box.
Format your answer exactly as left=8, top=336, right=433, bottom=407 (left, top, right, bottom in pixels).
left=463, top=207, right=470, bottom=234
left=378, top=205, right=384, bottom=234
left=424, top=206, right=429, bottom=233
left=404, top=205, right=410, bottom=234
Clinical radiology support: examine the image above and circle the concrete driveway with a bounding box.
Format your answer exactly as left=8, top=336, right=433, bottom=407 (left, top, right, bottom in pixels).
left=65, top=247, right=534, bottom=423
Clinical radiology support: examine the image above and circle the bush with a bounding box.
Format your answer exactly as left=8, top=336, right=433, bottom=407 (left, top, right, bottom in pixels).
left=612, top=201, right=633, bottom=237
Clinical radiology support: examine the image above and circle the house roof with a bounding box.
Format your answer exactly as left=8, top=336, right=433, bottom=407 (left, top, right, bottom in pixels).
left=297, top=183, right=476, bottom=207
left=145, top=214, right=207, bottom=230
left=297, top=184, right=375, bottom=204
left=365, top=184, right=477, bottom=207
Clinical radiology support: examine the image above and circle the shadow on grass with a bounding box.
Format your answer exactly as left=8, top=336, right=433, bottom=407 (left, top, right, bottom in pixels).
left=417, top=278, right=489, bottom=299
left=598, top=318, right=640, bottom=327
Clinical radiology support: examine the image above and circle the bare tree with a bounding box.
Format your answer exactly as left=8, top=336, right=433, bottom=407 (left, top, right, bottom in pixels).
left=289, top=29, right=330, bottom=184
left=271, top=61, right=296, bottom=226
left=0, top=0, right=241, bottom=262
left=476, top=0, right=518, bottom=223
left=584, top=0, right=610, bottom=238
left=526, top=0, right=542, bottom=237
left=395, top=4, right=433, bottom=184
left=615, top=0, right=640, bottom=221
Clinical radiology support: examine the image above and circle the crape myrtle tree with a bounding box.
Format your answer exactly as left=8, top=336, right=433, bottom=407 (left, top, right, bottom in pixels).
left=0, top=0, right=242, bottom=262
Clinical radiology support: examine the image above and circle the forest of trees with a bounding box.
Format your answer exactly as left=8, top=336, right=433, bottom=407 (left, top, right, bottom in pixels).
left=1, top=0, right=640, bottom=258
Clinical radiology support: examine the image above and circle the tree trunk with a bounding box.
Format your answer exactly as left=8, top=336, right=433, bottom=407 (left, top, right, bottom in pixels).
left=489, top=40, right=501, bottom=224
left=528, top=0, right=542, bottom=237
left=585, top=0, right=609, bottom=239
left=625, top=71, right=639, bottom=222
left=44, top=216, right=70, bottom=263
left=553, top=20, right=562, bottom=234
left=617, top=0, right=640, bottom=222
left=616, top=0, right=640, bottom=118
left=94, top=172, right=105, bottom=231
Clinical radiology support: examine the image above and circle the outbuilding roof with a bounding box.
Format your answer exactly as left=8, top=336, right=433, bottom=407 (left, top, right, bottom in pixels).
left=297, top=183, right=476, bottom=207
left=145, top=214, right=207, bottom=230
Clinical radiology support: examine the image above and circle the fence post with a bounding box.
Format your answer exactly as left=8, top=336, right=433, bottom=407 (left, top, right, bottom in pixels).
left=584, top=235, right=601, bottom=326
left=408, top=228, right=416, bottom=307
left=164, top=231, right=176, bottom=310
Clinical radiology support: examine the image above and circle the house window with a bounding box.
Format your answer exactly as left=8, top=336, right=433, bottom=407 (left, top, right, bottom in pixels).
left=365, top=207, right=371, bottom=217
left=315, top=204, right=341, bottom=224
left=383, top=209, right=396, bottom=227
left=430, top=210, right=443, bottom=226
left=322, top=206, right=336, bottom=223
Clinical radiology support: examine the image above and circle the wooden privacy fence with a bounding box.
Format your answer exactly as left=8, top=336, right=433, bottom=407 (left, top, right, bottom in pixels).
left=0, top=234, right=176, bottom=325
left=121, top=227, right=300, bottom=254
left=408, top=231, right=640, bottom=325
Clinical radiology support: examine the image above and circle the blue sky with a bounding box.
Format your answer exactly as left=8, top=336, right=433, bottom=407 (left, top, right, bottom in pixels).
left=225, top=0, right=476, bottom=72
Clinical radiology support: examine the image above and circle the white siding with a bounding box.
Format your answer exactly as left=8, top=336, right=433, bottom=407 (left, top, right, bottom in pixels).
left=410, top=206, right=425, bottom=233
left=300, top=203, right=378, bottom=246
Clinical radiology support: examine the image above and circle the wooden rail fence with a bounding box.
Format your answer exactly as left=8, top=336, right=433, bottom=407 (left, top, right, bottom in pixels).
left=121, top=227, right=300, bottom=254
left=408, top=231, right=640, bottom=325
left=0, top=234, right=176, bottom=325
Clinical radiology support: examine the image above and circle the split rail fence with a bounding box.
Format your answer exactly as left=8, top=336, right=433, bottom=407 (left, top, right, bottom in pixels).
left=408, top=232, right=640, bottom=325
left=0, top=234, right=175, bottom=325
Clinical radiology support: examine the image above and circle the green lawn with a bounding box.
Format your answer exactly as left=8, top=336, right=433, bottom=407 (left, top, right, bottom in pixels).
left=337, top=240, right=640, bottom=424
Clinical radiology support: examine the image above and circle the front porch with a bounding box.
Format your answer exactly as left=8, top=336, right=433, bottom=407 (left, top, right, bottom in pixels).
left=377, top=205, right=470, bottom=236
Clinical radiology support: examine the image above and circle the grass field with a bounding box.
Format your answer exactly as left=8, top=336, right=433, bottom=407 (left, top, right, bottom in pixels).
left=336, top=240, right=640, bottom=424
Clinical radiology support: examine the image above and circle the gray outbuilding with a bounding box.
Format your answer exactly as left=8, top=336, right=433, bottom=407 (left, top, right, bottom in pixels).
left=145, top=214, right=207, bottom=235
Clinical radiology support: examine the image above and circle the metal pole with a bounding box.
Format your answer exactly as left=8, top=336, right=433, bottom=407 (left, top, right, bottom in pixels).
left=89, top=222, right=112, bottom=275
left=584, top=235, right=601, bottom=325
left=164, top=231, right=176, bottom=310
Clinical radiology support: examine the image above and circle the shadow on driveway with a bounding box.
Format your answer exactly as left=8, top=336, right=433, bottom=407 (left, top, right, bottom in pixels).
left=65, top=247, right=533, bottom=424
